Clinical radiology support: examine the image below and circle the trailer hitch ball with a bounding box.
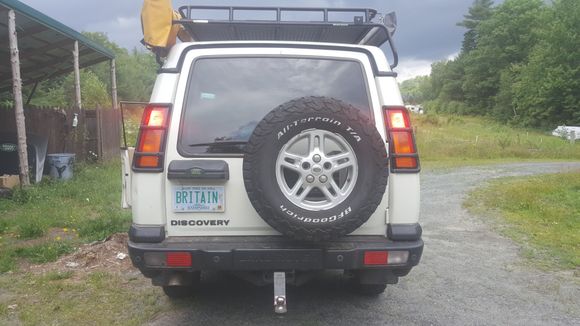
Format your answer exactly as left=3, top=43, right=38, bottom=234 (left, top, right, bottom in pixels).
left=273, top=272, right=287, bottom=314
left=274, top=296, right=286, bottom=313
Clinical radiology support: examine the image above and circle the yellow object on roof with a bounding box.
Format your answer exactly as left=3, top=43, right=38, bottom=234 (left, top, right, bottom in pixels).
left=141, top=0, right=191, bottom=56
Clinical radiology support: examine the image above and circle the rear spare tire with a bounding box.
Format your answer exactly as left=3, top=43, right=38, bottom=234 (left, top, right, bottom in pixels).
left=243, top=96, right=388, bottom=241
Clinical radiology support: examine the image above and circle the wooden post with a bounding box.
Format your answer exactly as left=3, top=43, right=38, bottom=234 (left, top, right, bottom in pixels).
left=73, top=40, right=82, bottom=110
left=571, top=131, right=576, bottom=145
left=8, top=9, right=30, bottom=186
left=96, top=106, right=103, bottom=160
left=110, top=59, right=118, bottom=110
left=78, top=108, right=86, bottom=161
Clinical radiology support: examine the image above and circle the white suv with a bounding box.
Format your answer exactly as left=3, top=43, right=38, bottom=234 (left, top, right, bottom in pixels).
left=123, top=6, right=423, bottom=307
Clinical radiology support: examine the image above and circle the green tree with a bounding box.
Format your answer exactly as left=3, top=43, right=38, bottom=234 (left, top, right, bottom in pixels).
left=83, top=32, right=157, bottom=102
left=493, top=67, right=520, bottom=121
left=25, top=76, right=67, bottom=107
left=462, top=0, right=548, bottom=112
left=431, top=59, right=465, bottom=103
left=65, top=71, right=111, bottom=108
left=512, top=0, right=580, bottom=127
left=403, top=0, right=578, bottom=127
left=28, top=71, right=110, bottom=108
left=457, top=0, right=494, bottom=54
left=400, top=76, right=433, bottom=104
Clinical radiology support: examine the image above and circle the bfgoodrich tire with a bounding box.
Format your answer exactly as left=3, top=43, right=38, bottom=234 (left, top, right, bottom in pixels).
left=243, top=96, right=388, bottom=241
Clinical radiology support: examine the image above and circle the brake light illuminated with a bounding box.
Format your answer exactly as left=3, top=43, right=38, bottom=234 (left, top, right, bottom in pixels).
left=166, top=252, right=192, bottom=267
left=386, top=109, right=410, bottom=129
left=389, top=111, right=408, bottom=129
left=364, top=251, right=389, bottom=265
left=134, top=104, right=170, bottom=170
left=383, top=107, right=419, bottom=170
left=145, top=108, right=167, bottom=127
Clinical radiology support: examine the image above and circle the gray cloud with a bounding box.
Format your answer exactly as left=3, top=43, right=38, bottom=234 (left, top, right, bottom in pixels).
left=18, top=0, right=478, bottom=78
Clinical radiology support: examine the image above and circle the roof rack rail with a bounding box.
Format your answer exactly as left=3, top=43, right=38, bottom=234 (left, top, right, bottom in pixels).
left=175, top=5, right=398, bottom=69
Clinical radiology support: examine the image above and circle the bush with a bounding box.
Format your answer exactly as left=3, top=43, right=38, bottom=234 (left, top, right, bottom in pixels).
left=496, top=134, right=513, bottom=149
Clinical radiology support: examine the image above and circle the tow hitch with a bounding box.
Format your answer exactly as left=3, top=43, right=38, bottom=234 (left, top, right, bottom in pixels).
left=273, top=272, right=287, bottom=314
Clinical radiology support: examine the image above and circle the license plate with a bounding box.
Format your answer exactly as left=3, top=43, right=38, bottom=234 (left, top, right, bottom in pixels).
left=173, top=186, right=225, bottom=212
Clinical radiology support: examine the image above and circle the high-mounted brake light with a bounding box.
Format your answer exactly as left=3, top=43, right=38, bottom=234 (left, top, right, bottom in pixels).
left=383, top=107, right=419, bottom=171
left=133, top=104, right=171, bottom=170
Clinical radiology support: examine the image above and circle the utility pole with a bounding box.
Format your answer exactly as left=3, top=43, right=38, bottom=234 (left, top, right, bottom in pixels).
left=8, top=9, right=30, bottom=186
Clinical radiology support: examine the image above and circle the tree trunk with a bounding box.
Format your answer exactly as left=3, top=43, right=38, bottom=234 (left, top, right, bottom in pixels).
left=110, top=59, right=118, bottom=110
left=8, top=9, right=30, bottom=187
left=73, top=40, right=82, bottom=110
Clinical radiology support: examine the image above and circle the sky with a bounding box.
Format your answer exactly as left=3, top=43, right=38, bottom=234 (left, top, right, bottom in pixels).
left=19, top=0, right=478, bottom=81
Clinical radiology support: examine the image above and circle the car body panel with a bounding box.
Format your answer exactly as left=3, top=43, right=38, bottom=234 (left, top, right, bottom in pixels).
left=130, top=41, right=419, bottom=238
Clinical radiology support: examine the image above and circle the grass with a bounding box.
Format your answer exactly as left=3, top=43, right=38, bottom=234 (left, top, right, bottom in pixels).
left=0, top=271, right=164, bottom=325
left=465, top=172, right=580, bottom=270
left=0, top=161, right=166, bottom=325
left=412, top=114, right=580, bottom=166
left=13, top=242, right=75, bottom=264
left=0, top=161, right=131, bottom=272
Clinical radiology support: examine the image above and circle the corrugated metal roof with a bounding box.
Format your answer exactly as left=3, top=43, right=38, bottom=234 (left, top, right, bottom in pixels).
left=0, top=0, right=115, bottom=93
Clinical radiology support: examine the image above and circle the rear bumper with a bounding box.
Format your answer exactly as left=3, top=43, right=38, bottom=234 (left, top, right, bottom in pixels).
left=128, top=235, right=423, bottom=274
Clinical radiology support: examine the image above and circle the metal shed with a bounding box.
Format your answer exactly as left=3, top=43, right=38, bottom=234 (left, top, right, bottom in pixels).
left=0, top=0, right=118, bottom=185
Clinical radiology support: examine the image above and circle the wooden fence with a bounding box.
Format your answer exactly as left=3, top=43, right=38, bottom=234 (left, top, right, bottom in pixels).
left=0, top=105, right=120, bottom=162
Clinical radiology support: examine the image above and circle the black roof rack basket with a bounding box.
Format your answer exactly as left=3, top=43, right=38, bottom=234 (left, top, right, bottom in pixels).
left=176, top=6, right=398, bottom=68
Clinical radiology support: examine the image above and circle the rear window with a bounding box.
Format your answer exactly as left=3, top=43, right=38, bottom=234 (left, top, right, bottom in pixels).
left=179, top=57, right=371, bottom=155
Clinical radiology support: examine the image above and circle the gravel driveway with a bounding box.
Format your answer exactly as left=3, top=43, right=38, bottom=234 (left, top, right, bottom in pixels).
left=148, top=162, right=580, bottom=326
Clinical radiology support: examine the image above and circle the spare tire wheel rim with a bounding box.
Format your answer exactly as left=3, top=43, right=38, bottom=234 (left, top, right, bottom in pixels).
left=275, top=128, right=358, bottom=211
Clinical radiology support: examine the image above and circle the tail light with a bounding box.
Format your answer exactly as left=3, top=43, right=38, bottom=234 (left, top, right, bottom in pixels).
left=364, top=251, right=388, bottom=265
left=363, top=250, right=409, bottom=266
left=166, top=252, right=192, bottom=267
left=383, top=107, right=419, bottom=171
left=133, top=104, right=171, bottom=171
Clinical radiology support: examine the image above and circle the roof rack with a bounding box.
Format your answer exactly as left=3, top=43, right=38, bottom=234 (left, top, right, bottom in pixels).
left=175, top=6, right=398, bottom=68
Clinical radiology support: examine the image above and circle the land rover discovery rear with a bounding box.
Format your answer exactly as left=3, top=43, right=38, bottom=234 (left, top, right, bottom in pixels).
left=123, top=5, right=423, bottom=311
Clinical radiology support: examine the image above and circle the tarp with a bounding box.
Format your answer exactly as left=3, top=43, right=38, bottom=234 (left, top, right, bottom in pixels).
left=141, top=0, right=191, bottom=56
left=0, top=132, right=47, bottom=184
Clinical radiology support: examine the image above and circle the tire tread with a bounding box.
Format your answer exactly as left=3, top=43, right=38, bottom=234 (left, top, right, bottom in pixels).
left=243, top=96, right=388, bottom=241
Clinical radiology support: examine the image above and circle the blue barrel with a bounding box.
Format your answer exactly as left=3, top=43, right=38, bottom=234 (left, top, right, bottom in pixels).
left=47, top=153, right=75, bottom=181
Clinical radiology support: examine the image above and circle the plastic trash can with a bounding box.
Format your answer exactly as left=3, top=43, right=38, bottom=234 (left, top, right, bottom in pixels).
left=47, top=153, right=75, bottom=181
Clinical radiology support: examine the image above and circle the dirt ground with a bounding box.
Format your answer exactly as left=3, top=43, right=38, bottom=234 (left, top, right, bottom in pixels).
left=28, top=233, right=134, bottom=278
